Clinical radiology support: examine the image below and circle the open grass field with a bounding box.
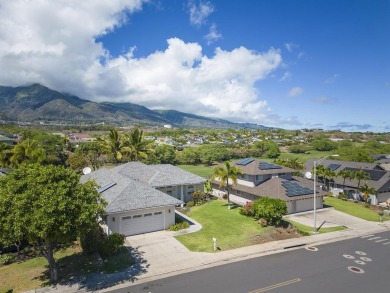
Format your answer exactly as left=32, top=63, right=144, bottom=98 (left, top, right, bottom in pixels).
left=178, top=164, right=214, bottom=178
left=175, top=199, right=268, bottom=252
left=324, top=197, right=390, bottom=222
left=0, top=244, right=134, bottom=293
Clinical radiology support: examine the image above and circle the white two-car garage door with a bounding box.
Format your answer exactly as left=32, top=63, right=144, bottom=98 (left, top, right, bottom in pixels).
left=120, top=211, right=165, bottom=236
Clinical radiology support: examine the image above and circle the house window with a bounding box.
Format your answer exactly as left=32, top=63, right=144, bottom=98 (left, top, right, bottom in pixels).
left=256, top=175, right=263, bottom=181
left=154, top=211, right=162, bottom=215
left=122, top=216, right=131, bottom=220
left=144, top=213, right=152, bottom=217
left=133, top=214, right=142, bottom=218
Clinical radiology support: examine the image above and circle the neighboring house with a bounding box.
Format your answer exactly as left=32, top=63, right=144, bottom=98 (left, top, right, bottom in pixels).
left=305, top=159, right=390, bottom=205
left=0, top=134, right=17, bottom=145
left=212, top=158, right=324, bottom=214
left=81, top=162, right=206, bottom=236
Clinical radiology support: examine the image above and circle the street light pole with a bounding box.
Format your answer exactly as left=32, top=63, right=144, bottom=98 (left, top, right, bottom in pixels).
left=313, top=154, right=339, bottom=233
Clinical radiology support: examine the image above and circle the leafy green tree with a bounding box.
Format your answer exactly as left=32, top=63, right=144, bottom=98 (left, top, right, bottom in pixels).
left=0, top=143, right=13, bottom=167
left=9, top=138, right=46, bottom=166
left=288, top=144, right=308, bottom=154
left=311, top=138, right=337, bottom=151
left=0, top=164, right=106, bottom=281
left=177, top=147, right=201, bottom=164
left=154, top=144, right=177, bottom=164
left=250, top=197, right=287, bottom=226
left=123, top=128, right=153, bottom=162
left=66, top=153, right=90, bottom=172
left=198, top=144, right=229, bottom=165
left=211, top=161, right=243, bottom=210
left=75, top=142, right=104, bottom=170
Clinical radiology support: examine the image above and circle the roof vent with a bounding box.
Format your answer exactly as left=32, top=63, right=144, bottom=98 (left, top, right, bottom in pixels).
left=97, top=181, right=116, bottom=193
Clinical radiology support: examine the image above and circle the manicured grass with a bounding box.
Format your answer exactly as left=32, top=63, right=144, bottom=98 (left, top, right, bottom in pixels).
left=175, top=200, right=268, bottom=252
left=324, top=197, right=390, bottom=222
left=0, top=244, right=134, bottom=293
left=277, top=150, right=334, bottom=163
left=178, top=164, right=213, bottom=178
left=287, top=220, right=346, bottom=235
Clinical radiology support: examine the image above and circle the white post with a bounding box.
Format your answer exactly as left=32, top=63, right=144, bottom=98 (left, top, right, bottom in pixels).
left=212, top=237, right=217, bottom=251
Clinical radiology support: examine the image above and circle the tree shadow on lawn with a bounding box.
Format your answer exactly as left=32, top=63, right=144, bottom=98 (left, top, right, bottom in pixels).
left=33, top=245, right=149, bottom=291
left=221, top=203, right=240, bottom=210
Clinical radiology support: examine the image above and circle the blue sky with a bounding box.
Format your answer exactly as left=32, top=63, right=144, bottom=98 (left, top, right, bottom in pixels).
left=0, top=0, right=389, bottom=132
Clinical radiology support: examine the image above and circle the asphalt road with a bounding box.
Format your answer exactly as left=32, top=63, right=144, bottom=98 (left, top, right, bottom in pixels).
left=109, top=231, right=390, bottom=293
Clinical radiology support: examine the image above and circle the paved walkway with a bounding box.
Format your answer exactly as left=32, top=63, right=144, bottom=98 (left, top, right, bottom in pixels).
left=25, top=210, right=390, bottom=293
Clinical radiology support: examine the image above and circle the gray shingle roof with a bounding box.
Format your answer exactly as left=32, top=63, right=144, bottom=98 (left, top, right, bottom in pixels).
left=81, top=163, right=184, bottom=214
left=305, top=159, right=390, bottom=191
left=117, top=162, right=206, bottom=187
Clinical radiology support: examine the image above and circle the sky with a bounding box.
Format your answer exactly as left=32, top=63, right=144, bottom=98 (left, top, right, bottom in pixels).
left=0, top=0, right=389, bottom=132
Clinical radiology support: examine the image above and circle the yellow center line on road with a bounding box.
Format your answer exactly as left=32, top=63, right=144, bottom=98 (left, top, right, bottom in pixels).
left=248, top=278, right=302, bottom=293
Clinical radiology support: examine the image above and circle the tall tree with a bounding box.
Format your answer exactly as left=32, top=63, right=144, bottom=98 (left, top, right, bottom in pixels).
left=337, top=169, right=352, bottom=191
left=359, top=184, right=376, bottom=202
left=322, top=168, right=336, bottom=191
left=0, top=164, right=106, bottom=281
left=123, top=128, right=153, bottom=162
left=353, top=170, right=370, bottom=189
left=211, top=161, right=243, bottom=210
left=99, top=129, right=125, bottom=164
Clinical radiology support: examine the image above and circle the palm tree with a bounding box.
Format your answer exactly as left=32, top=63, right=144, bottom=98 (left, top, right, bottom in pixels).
left=337, top=169, right=352, bottom=191
left=211, top=161, right=243, bottom=210
left=354, top=170, right=370, bottom=190
left=359, top=184, right=376, bottom=203
left=123, top=128, right=153, bottom=162
left=322, top=168, right=336, bottom=191
left=99, top=129, right=125, bottom=165
left=9, top=138, right=46, bottom=166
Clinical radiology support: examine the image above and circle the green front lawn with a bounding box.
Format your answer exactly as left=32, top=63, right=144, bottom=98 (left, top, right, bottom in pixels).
left=0, top=244, right=134, bottom=293
left=178, top=164, right=213, bottom=178
left=324, top=197, right=390, bottom=222
left=287, top=220, right=346, bottom=235
left=175, top=200, right=268, bottom=252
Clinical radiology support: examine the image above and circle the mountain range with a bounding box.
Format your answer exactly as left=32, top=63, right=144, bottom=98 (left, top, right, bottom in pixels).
left=0, top=84, right=268, bottom=129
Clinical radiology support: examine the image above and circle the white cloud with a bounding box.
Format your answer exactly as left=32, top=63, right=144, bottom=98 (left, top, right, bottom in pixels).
left=284, top=42, right=298, bottom=52
left=204, top=23, right=222, bottom=45
left=280, top=71, right=292, bottom=82
left=0, top=0, right=283, bottom=124
left=187, top=1, right=214, bottom=27
left=288, top=87, right=303, bottom=97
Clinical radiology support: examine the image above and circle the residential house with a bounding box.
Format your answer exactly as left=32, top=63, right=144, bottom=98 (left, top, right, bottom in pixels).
left=81, top=162, right=206, bottom=236
left=212, top=158, right=323, bottom=214
left=305, top=159, right=390, bottom=205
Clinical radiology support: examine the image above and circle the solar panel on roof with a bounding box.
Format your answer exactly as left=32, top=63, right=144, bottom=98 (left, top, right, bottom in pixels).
left=237, top=158, right=255, bottom=166
left=344, top=167, right=386, bottom=181
left=327, top=163, right=341, bottom=171
left=259, top=162, right=282, bottom=170
left=282, top=180, right=315, bottom=197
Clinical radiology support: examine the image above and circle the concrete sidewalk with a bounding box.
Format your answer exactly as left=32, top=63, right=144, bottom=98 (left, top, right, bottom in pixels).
left=26, top=210, right=390, bottom=293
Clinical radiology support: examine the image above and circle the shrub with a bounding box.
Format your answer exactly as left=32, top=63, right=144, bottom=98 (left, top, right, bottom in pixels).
left=186, top=201, right=194, bottom=207
left=250, top=197, right=287, bottom=226
left=328, top=192, right=333, bottom=197
left=364, top=202, right=370, bottom=208
left=169, top=221, right=190, bottom=231
left=338, top=193, right=348, bottom=201
left=222, top=193, right=228, bottom=200
left=0, top=253, right=16, bottom=265
left=239, top=201, right=254, bottom=216
left=192, top=190, right=207, bottom=205
left=98, top=233, right=125, bottom=257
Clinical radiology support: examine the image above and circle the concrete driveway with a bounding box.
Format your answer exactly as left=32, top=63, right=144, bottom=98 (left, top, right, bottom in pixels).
left=284, top=207, right=375, bottom=229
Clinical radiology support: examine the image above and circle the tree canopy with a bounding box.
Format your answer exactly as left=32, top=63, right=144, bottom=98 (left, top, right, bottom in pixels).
left=0, top=164, right=106, bottom=281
